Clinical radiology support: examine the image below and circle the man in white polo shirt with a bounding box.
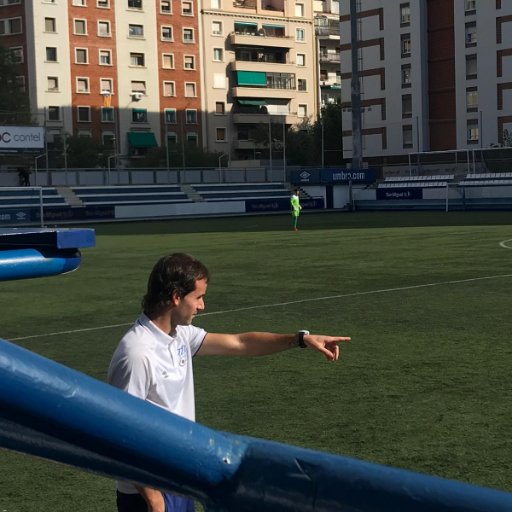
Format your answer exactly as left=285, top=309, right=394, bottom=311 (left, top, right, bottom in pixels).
left=108, top=252, right=350, bottom=512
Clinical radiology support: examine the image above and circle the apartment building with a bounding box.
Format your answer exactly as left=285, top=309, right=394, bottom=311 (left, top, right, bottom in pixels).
left=339, top=0, right=512, bottom=162
left=313, top=0, right=341, bottom=107
left=200, top=0, right=318, bottom=161
left=1, top=0, right=202, bottom=159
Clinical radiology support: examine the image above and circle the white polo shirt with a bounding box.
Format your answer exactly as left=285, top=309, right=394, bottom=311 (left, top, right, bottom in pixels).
left=108, top=313, right=206, bottom=493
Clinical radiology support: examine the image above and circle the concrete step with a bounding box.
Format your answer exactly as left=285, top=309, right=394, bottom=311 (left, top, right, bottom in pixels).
left=56, top=186, right=83, bottom=207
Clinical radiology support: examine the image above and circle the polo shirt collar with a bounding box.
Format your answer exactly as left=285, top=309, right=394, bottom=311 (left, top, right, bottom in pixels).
left=138, top=313, right=174, bottom=345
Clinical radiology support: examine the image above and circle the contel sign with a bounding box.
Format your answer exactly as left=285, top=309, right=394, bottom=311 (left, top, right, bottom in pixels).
left=0, top=126, right=45, bottom=149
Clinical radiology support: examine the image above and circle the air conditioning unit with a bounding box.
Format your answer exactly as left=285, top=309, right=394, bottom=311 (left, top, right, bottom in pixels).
left=132, top=92, right=144, bottom=101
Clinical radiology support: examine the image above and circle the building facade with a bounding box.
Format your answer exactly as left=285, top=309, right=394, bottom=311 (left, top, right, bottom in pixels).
left=314, top=0, right=341, bottom=107
left=340, top=0, right=512, bottom=163
left=200, top=0, right=318, bottom=162
left=1, top=0, right=319, bottom=165
left=2, top=0, right=203, bottom=160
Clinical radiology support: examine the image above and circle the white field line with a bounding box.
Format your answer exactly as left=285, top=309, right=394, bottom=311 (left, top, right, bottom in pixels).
left=8, top=272, right=512, bottom=342
left=499, top=239, right=512, bottom=249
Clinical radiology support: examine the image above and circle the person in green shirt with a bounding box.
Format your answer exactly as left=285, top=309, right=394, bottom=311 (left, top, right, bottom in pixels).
left=290, top=188, right=302, bottom=231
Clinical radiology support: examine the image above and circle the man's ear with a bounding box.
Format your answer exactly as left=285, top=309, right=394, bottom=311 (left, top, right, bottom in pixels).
left=170, top=290, right=181, bottom=306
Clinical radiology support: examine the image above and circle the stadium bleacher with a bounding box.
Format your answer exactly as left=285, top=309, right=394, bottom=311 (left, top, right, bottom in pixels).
left=378, top=175, right=455, bottom=188
left=0, top=187, right=68, bottom=208
left=71, top=185, right=191, bottom=206
left=459, top=172, right=512, bottom=186
left=191, top=183, right=291, bottom=201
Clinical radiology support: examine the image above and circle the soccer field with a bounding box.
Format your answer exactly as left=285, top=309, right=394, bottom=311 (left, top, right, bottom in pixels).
left=2, top=211, right=512, bottom=511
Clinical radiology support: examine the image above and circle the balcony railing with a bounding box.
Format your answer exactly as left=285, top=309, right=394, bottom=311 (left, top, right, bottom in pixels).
left=319, top=53, right=340, bottom=63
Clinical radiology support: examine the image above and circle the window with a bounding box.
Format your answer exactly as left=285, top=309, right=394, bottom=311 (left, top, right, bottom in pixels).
left=97, top=0, right=109, bottom=7
left=15, top=75, right=25, bottom=91
left=186, top=132, right=198, bottom=145
left=130, top=52, right=145, bottom=66
left=101, top=107, right=114, bottom=123
left=401, top=64, right=411, bottom=87
left=401, top=34, right=411, bottom=57
left=182, top=1, right=192, bottom=15
left=10, top=46, right=23, bottom=63
left=467, top=119, right=479, bottom=143
left=100, top=78, right=113, bottom=93
left=75, top=48, right=88, bottom=64
left=131, top=80, right=146, bottom=92
left=76, top=77, right=89, bottom=93
left=161, top=0, right=171, bottom=13
left=215, top=102, right=225, bottom=114
left=298, top=104, right=307, bottom=117
left=216, top=128, right=226, bottom=141
left=465, top=22, right=476, bottom=46
left=213, top=48, right=223, bottom=61
left=73, top=19, right=86, bottom=35
left=102, top=131, right=115, bottom=146
left=162, top=53, right=174, bottom=68
left=295, top=28, right=305, bottom=41
left=48, top=106, right=60, bottom=121
left=211, top=0, right=220, bottom=8
left=0, top=17, right=22, bottom=35
left=0, top=0, right=21, bottom=4
left=184, top=55, right=195, bottom=69
left=185, top=82, right=196, bottom=97
left=465, top=0, right=476, bottom=12
left=72, top=0, right=86, bottom=5
left=400, top=3, right=410, bottom=25
left=132, top=109, right=147, bottom=123
left=163, top=81, right=175, bottom=96
left=183, top=28, right=194, bottom=42
left=161, top=26, right=173, bottom=40
left=186, top=109, right=197, bottom=123
left=45, top=17, right=56, bottom=33
left=466, top=87, right=478, bottom=111
left=46, top=47, right=57, bottom=62
left=466, top=55, right=477, bottom=79
left=47, top=76, right=59, bottom=91
left=99, top=49, right=112, bottom=65
left=403, top=125, right=413, bottom=148
left=77, top=106, right=91, bottom=122
left=298, top=78, right=307, bottom=91
left=78, top=130, right=92, bottom=138
left=167, top=132, right=178, bottom=145
left=164, top=109, right=177, bottom=124
left=399, top=94, right=412, bottom=118
left=98, top=21, right=111, bottom=36
left=212, top=21, right=222, bottom=35
left=128, top=0, right=142, bottom=8
left=295, top=3, right=304, bottom=16
left=296, top=53, right=305, bottom=66
left=129, top=24, right=144, bottom=37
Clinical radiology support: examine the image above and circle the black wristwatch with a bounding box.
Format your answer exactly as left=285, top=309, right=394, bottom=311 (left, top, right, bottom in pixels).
left=297, top=330, right=310, bottom=348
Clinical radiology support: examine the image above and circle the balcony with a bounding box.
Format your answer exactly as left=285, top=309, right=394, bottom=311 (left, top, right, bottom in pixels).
left=232, top=112, right=298, bottom=125
left=319, top=53, right=340, bottom=64
left=232, top=87, right=296, bottom=100
left=231, top=60, right=295, bottom=73
left=228, top=31, right=294, bottom=49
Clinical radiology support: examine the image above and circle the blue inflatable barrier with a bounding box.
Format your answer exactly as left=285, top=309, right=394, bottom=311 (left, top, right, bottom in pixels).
left=0, top=228, right=95, bottom=280
left=1, top=337, right=512, bottom=512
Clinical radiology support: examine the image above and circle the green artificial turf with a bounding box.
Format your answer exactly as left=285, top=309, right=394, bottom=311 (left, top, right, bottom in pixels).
left=1, top=211, right=512, bottom=511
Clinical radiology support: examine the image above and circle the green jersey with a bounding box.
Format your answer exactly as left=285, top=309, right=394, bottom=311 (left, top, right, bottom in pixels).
left=290, top=194, right=301, bottom=216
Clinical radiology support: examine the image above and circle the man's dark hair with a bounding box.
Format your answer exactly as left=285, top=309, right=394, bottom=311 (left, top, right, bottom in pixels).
left=142, top=253, right=210, bottom=317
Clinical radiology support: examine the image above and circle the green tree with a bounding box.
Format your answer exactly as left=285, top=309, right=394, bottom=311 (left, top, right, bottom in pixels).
left=0, top=44, right=31, bottom=125
left=66, top=136, right=107, bottom=168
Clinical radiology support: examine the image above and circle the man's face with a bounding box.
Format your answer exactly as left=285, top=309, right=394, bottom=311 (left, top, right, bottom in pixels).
left=173, top=278, right=207, bottom=326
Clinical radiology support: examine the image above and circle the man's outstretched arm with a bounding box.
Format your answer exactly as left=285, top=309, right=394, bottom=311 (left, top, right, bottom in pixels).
left=198, top=332, right=351, bottom=361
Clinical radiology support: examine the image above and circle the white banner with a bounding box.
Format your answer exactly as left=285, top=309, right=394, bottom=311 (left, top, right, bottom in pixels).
left=0, top=126, right=45, bottom=149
